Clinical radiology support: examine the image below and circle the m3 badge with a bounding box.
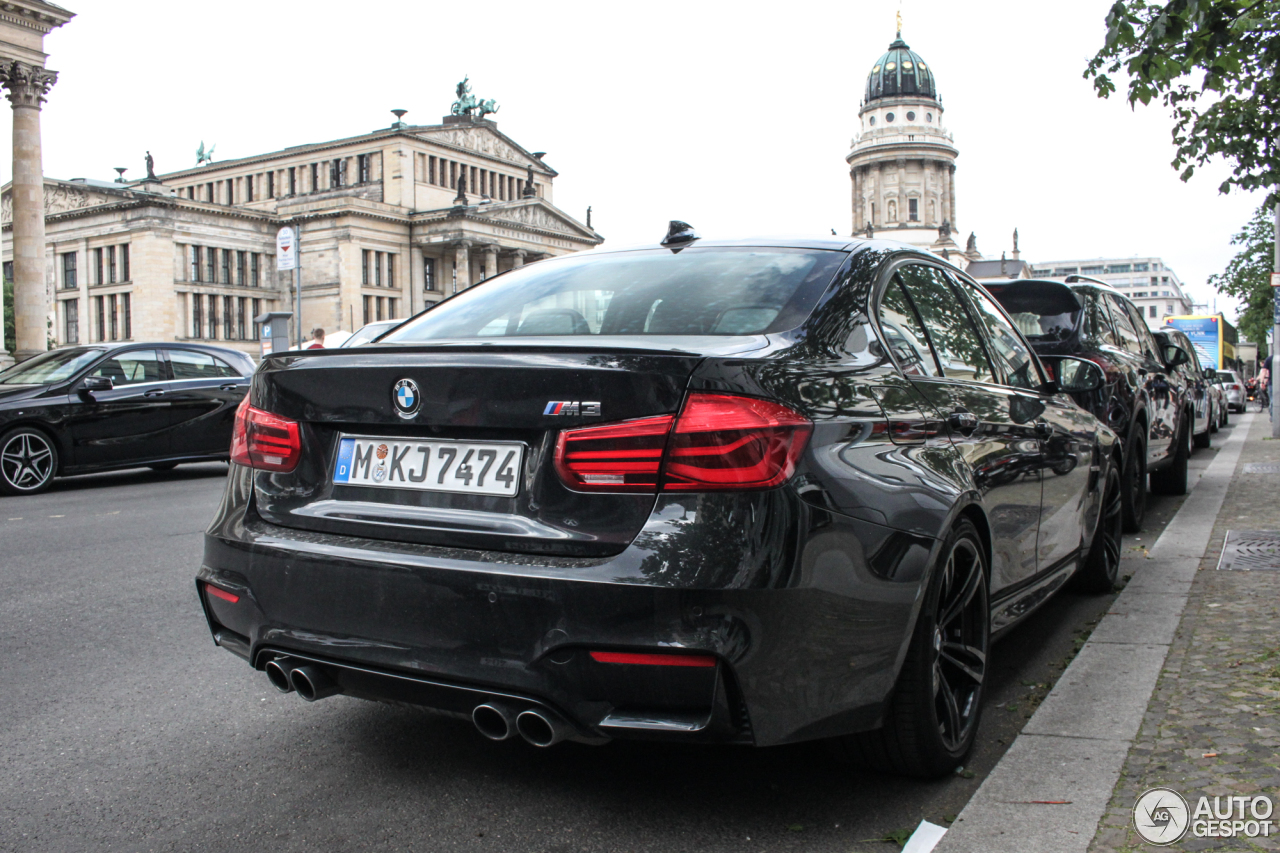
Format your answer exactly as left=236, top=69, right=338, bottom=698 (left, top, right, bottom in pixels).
left=543, top=401, right=601, bottom=417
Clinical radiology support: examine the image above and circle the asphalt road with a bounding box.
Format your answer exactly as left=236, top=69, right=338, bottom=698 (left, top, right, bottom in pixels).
left=0, top=431, right=1224, bottom=853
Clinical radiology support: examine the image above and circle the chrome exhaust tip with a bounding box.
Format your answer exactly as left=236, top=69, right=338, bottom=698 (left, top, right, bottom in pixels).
left=472, top=703, right=518, bottom=741
left=289, top=665, right=341, bottom=702
left=516, top=708, right=572, bottom=748
left=264, top=658, right=295, bottom=694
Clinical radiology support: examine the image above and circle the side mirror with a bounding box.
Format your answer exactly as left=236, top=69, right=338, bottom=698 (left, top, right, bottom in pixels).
left=1203, top=367, right=1217, bottom=381
left=1161, top=344, right=1190, bottom=368
left=79, top=375, right=113, bottom=393
left=1055, top=356, right=1104, bottom=393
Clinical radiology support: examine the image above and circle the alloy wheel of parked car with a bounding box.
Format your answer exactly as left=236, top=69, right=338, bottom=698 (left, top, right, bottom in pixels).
left=0, top=427, right=57, bottom=496
left=839, top=519, right=989, bottom=777
left=1121, top=431, right=1147, bottom=533
left=1072, top=464, right=1123, bottom=593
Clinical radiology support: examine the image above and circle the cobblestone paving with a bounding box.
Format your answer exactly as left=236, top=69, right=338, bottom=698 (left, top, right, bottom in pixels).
left=1091, top=414, right=1280, bottom=852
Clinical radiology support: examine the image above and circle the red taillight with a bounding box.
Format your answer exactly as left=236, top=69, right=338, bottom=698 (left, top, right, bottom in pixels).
left=554, top=414, right=675, bottom=492
left=204, top=582, right=240, bottom=603
left=229, top=397, right=301, bottom=473
left=589, top=651, right=716, bottom=667
left=553, top=393, right=811, bottom=493
left=663, top=393, right=812, bottom=491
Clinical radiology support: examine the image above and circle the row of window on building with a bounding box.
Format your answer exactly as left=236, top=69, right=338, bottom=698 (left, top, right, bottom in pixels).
left=189, top=295, right=267, bottom=342
left=1039, top=263, right=1166, bottom=277
left=60, top=293, right=131, bottom=345
left=178, top=153, right=378, bottom=205
left=58, top=244, right=130, bottom=290
left=417, top=153, right=539, bottom=201
left=185, top=246, right=264, bottom=286
left=362, top=295, right=399, bottom=326
left=362, top=250, right=398, bottom=288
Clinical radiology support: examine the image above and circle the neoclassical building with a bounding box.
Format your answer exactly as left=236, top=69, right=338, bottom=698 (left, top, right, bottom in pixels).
left=1, top=98, right=602, bottom=356
left=847, top=25, right=963, bottom=258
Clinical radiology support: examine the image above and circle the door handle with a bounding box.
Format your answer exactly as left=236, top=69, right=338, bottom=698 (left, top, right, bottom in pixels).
left=948, top=411, right=979, bottom=436
left=220, top=383, right=241, bottom=391
left=1034, top=421, right=1053, bottom=440
left=143, top=388, right=166, bottom=398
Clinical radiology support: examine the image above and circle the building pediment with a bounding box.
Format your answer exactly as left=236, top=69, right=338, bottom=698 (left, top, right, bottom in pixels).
left=0, top=179, right=127, bottom=224
left=475, top=200, right=597, bottom=241
left=417, top=124, right=555, bottom=175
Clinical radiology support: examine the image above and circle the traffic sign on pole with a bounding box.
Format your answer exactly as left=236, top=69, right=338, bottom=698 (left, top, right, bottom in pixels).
left=276, top=226, right=297, bottom=271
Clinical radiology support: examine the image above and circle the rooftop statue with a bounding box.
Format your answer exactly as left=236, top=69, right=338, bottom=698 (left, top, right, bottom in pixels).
left=451, top=76, right=500, bottom=119
left=196, top=141, right=216, bottom=166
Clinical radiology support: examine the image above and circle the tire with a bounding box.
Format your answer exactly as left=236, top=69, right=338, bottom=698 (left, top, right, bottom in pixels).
left=148, top=462, right=179, bottom=471
left=1071, top=464, right=1122, bottom=593
left=832, top=519, right=989, bottom=778
left=1194, top=410, right=1211, bottom=449
left=1221, top=407, right=1230, bottom=427
left=1150, top=419, right=1189, bottom=496
left=1121, top=429, right=1147, bottom=534
left=0, top=426, right=59, bottom=496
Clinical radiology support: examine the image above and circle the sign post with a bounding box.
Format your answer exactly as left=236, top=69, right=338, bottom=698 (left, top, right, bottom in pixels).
left=1273, top=205, right=1280, bottom=436
left=276, top=225, right=301, bottom=350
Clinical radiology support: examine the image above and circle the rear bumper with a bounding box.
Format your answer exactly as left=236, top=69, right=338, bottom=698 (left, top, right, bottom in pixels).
left=198, top=488, right=935, bottom=746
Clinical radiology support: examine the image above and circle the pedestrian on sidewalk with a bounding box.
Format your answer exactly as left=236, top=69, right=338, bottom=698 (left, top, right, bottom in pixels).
left=307, top=328, right=326, bottom=350
left=1260, top=354, right=1272, bottom=418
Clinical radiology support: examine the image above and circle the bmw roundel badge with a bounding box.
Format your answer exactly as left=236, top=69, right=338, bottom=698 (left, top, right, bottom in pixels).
left=393, top=378, right=420, bottom=419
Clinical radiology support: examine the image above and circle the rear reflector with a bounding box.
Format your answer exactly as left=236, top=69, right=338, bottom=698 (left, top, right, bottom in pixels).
left=554, top=394, right=812, bottom=494
left=229, top=397, right=302, bottom=473
left=663, top=393, right=812, bottom=491
left=589, top=651, right=717, bottom=667
left=554, top=415, right=675, bottom=492
left=205, top=582, right=240, bottom=603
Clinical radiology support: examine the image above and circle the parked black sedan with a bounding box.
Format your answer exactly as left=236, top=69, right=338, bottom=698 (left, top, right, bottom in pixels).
left=199, top=234, right=1120, bottom=778
left=0, top=342, right=254, bottom=495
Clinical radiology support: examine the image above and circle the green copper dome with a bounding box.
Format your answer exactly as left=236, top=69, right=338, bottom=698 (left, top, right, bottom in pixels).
left=865, top=35, right=937, bottom=103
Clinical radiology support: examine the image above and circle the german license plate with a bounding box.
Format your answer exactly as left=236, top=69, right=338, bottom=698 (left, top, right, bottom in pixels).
left=332, top=436, right=523, bottom=497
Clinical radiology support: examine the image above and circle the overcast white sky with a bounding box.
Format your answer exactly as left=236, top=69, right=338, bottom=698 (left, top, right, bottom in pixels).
left=7, top=0, right=1263, bottom=318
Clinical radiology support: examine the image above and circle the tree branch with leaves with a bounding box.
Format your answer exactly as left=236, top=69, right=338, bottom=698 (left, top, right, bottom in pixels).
left=1209, top=206, right=1276, bottom=353
left=1085, top=0, right=1280, bottom=206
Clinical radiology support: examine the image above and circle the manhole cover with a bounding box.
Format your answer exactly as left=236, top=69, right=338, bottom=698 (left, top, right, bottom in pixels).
left=1217, top=530, right=1280, bottom=571
left=1243, top=463, right=1280, bottom=474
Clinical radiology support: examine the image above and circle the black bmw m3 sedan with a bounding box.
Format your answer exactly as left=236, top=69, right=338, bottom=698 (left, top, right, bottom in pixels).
left=199, top=232, right=1121, bottom=777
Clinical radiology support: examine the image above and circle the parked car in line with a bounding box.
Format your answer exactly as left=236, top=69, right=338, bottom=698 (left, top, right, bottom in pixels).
left=199, top=233, right=1122, bottom=779
left=986, top=277, right=1194, bottom=533
left=340, top=319, right=401, bottom=348
left=1156, top=327, right=1213, bottom=449
left=1218, top=369, right=1246, bottom=413
left=1204, top=368, right=1227, bottom=432
left=0, top=342, right=254, bottom=495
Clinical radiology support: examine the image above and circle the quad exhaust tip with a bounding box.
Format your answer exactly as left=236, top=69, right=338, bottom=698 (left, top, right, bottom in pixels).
left=472, top=703, right=518, bottom=741
left=264, top=658, right=295, bottom=694
left=515, top=708, right=572, bottom=748
left=289, top=665, right=341, bottom=702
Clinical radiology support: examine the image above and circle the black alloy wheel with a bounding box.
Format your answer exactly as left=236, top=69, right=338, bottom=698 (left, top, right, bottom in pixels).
left=0, top=426, right=58, bottom=496
left=835, top=519, right=989, bottom=777
left=1072, top=464, right=1123, bottom=593
left=1194, top=413, right=1212, bottom=449
left=1151, top=419, right=1190, bottom=496
left=1121, top=430, right=1147, bottom=533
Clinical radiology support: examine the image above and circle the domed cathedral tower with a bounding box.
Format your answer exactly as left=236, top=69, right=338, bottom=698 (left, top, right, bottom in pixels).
left=848, top=19, right=961, bottom=256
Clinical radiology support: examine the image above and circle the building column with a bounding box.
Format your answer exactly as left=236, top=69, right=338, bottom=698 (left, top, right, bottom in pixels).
left=948, top=164, right=957, bottom=230
left=511, top=249, right=527, bottom=269
left=453, top=240, right=472, bottom=293
left=409, top=244, right=425, bottom=314
left=850, top=168, right=860, bottom=234
left=0, top=61, right=57, bottom=361
left=872, top=164, right=882, bottom=227
left=482, top=245, right=498, bottom=281
left=895, top=157, right=906, bottom=224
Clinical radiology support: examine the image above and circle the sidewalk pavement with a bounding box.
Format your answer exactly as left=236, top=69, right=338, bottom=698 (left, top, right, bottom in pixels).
left=936, top=412, right=1280, bottom=852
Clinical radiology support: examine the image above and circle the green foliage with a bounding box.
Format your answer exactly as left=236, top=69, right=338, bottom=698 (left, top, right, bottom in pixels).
left=1208, top=206, right=1276, bottom=352
left=1085, top=1, right=1280, bottom=206
left=3, top=275, right=12, bottom=358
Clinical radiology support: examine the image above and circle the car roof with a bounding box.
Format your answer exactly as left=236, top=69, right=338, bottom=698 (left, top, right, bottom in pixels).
left=566, top=235, right=880, bottom=256
left=84, top=341, right=253, bottom=362
left=982, top=279, right=1083, bottom=313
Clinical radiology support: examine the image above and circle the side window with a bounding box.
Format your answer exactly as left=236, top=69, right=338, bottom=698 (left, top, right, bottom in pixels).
left=211, top=356, right=242, bottom=378
left=960, top=280, right=1043, bottom=390
left=1084, top=294, right=1118, bottom=346
left=1124, top=302, right=1160, bottom=360
left=88, top=349, right=163, bottom=386
left=169, top=349, right=223, bottom=379
left=897, top=265, right=996, bottom=383
left=877, top=276, right=940, bottom=377
left=1106, top=295, right=1143, bottom=355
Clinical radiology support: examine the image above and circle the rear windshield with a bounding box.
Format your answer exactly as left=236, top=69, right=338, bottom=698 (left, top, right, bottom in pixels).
left=987, top=286, right=1083, bottom=342
left=1217, top=371, right=1237, bottom=381
left=386, top=247, right=846, bottom=342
